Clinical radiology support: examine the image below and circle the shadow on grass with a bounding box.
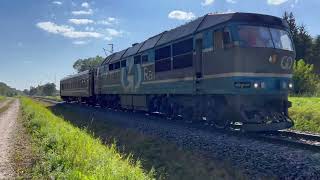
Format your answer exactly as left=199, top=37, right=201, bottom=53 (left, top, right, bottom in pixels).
left=47, top=103, right=247, bottom=180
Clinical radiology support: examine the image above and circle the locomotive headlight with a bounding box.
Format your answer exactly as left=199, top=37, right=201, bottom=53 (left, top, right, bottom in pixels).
left=288, top=83, right=293, bottom=89
left=253, top=82, right=259, bottom=89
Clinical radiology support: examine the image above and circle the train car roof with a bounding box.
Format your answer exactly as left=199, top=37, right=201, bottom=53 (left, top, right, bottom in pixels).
left=138, top=31, right=166, bottom=53
left=61, top=70, right=90, bottom=81
left=123, top=42, right=144, bottom=57
left=104, top=12, right=286, bottom=64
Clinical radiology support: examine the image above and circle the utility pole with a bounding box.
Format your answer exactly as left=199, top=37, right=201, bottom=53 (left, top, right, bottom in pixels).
left=103, top=43, right=114, bottom=56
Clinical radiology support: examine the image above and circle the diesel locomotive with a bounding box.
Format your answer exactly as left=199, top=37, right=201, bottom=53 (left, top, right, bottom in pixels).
left=60, top=12, right=296, bottom=131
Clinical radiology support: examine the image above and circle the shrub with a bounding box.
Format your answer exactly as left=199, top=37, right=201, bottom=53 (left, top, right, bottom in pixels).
left=292, top=59, right=320, bottom=95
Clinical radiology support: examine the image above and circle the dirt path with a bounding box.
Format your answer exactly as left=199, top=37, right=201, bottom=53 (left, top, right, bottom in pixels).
left=0, top=99, right=20, bottom=179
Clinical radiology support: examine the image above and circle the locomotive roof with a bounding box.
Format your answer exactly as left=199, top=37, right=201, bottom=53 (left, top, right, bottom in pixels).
left=61, top=70, right=90, bottom=81
left=102, top=12, right=286, bottom=65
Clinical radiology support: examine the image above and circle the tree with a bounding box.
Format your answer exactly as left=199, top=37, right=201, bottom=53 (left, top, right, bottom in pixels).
left=29, top=86, right=37, bottom=96
left=310, top=36, right=320, bottom=73
left=73, top=56, right=104, bottom=73
left=292, top=59, right=319, bottom=94
left=283, top=12, right=313, bottom=63
left=23, top=89, right=29, bottom=95
left=42, top=83, right=56, bottom=96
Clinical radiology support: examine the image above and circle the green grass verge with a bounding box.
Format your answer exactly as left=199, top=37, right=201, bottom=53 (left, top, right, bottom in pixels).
left=289, top=97, right=320, bottom=133
left=44, top=96, right=62, bottom=102
left=0, top=96, right=6, bottom=102
left=20, top=97, right=153, bottom=179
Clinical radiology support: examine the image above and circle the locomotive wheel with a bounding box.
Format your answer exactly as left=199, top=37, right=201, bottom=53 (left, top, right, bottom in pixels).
left=213, top=106, right=232, bottom=129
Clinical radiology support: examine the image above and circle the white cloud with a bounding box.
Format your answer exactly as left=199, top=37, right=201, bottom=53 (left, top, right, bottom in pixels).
left=267, top=0, right=289, bottom=5
left=71, top=9, right=93, bottom=15
left=69, top=18, right=94, bottom=25
left=36, top=21, right=102, bottom=38
left=52, top=1, right=62, bottom=5
left=98, top=17, right=119, bottom=25
left=104, top=36, right=112, bottom=41
left=226, top=0, right=237, bottom=4
left=81, top=2, right=89, bottom=8
left=106, top=28, right=123, bottom=37
left=85, top=26, right=95, bottom=31
left=168, top=10, right=195, bottom=21
left=201, top=0, right=214, bottom=6
left=73, top=40, right=88, bottom=45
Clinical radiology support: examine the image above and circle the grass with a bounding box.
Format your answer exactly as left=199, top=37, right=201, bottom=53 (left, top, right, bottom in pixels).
left=0, top=96, right=6, bottom=102
left=44, top=96, right=62, bottom=102
left=289, top=97, right=320, bottom=133
left=0, top=99, right=13, bottom=114
left=20, top=97, right=153, bottom=179
left=47, top=102, right=248, bottom=180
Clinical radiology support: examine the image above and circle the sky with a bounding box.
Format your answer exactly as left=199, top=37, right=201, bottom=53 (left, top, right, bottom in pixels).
left=0, top=0, right=319, bottom=90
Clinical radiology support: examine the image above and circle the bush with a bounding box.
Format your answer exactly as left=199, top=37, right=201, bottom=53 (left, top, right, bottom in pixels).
left=289, top=97, right=320, bottom=133
left=292, top=59, right=320, bottom=95
left=20, top=97, right=153, bottom=179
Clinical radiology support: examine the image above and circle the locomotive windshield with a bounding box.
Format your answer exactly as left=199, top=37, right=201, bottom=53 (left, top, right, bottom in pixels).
left=237, top=25, right=294, bottom=51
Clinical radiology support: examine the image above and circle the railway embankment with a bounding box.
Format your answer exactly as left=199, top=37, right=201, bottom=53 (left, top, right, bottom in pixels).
left=38, top=98, right=320, bottom=179
left=20, top=97, right=153, bottom=179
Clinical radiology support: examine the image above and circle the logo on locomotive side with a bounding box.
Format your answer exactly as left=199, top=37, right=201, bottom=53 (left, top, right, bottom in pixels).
left=120, top=60, right=142, bottom=92
left=280, top=56, right=293, bottom=70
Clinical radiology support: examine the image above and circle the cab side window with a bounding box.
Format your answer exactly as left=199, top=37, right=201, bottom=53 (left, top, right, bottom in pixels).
left=214, top=29, right=224, bottom=50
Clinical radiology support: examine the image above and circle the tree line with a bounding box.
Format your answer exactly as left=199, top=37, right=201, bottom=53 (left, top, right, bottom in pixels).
left=0, top=82, right=21, bottom=97
left=24, top=83, right=58, bottom=96
left=283, top=12, right=320, bottom=73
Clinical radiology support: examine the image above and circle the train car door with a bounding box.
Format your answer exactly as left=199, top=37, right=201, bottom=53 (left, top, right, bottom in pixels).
left=195, top=37, right=203, bottom=92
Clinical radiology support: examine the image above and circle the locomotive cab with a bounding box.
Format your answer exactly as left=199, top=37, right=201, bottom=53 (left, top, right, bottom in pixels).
left=200, top=14, right=296, bottom=131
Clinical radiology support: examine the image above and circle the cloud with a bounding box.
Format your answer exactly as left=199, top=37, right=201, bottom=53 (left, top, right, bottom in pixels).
left=267, top=0, right=289, bottom=5
left=72, top=9, right=93, bottom=15
left=106, top=28, right=123, bottom=37
left=81, top=2, right=89, bottom=8
left=36, top=21, right=102, bottom=38
left=168, top=10, right=195, bottom=21
left=69, top=18, right=94, bottom=25
left=104, top=36, right=112, bottom=41
left=52, top=1, right=62, bottom=5
left=201, top=0, right=214, bottom=6
left=72, top=40, right=88, bottom=45
left=85, top=26, right=95, bottom=31
left=98, top=17, right=119, bottom=25
left=226, top=0, right=237, bottom=3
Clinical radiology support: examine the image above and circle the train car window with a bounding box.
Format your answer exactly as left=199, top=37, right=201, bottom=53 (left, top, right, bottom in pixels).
left=121, top=60, right=126, bottom=67
left=172, top=38, right=193, bottom=56
left=155, top=58, right=171, bottom=72
left=155, top=45, right=171, bottom=61
left=142, top=55, right=148, bottom=64
left=173, top=53, right=193, bottom=69
left=114, top=62, right=120, bottom=69
left=214, top=29, right=224, bottom=49
left=109, top=63, right=114, bottom=71
left=237, top=26, right=273, bottom=48
left=134, top=55, right=141, bottom=64
left=223, top=28, right=232, bottom=48
left=203, top=31, right=213, bottom=49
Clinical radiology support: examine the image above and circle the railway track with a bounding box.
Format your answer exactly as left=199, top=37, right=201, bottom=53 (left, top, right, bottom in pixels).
left=32, top=96, right=320, bottom=152
left=252, top=130, right=320, bottom=152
